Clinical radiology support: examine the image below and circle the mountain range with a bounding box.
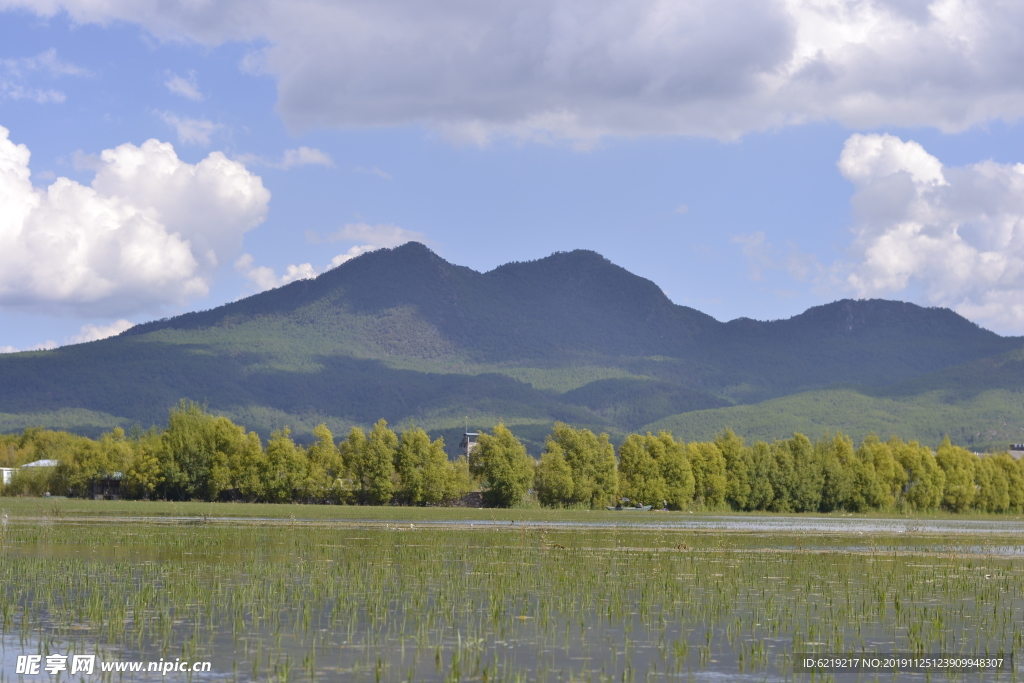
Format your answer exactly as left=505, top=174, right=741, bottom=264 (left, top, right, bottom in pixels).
left=2, top=242, right=1022, bottom=452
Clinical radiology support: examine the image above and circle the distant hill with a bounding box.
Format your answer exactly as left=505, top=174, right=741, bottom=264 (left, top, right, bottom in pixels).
left=1, top=242, right=1021, bottom=452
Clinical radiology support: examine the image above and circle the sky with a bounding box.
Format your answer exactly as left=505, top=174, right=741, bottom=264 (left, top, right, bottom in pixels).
left=3, top=0, right=1024, bottom=352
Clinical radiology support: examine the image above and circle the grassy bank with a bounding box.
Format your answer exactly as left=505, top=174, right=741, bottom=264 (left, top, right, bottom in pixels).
left=2, top=496, right=1024, bottom=523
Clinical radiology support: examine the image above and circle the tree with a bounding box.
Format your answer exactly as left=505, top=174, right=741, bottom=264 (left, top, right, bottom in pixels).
left=124, top=429, right=165, bottom=500
left=303, top=424, right=345, bottom=502
left=228, top=431, right=267, bottom=502
left=766, top=440, right=796, bottom=512
left=787, top=433, right=823, bottom=512
left=745, top=441, right=775, bottom=510
left=444, top=455, right=473, bottom=503
left=470, top=424, right=535, bottom=508
left=818, top=433, right=854, bottom=512
left=687, top=441, right=727, bottom=509
left=891, top=439, right=944, bottom=512
left=394, top=427, right=465, bottom=505
left=994, top=452, right=1024, bottom=513
left=543, top=423, right=618, bottom=508
left=535, top=442, right=575, bottom=507
left=974, top=455, right=1009, bottom=513
left=394, top=427, right=429, bottom=504
left=715, top=429, right=751, bottom=510
left=935, top=437, right=977, bottom=512
left=617, top=434, right=665, bottom=506
left=263, top=428, right=308, bottom=503
left=339, top=426, right=368, bottom=500
left=160, top=401, right=256, bottom=501
left=353, top=420, right=398, bottom=505
left=652, top=432, right=695, bottom=510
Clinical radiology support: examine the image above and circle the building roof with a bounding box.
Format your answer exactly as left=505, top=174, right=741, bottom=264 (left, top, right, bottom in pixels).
left=22, top=459, right=59, bottom=467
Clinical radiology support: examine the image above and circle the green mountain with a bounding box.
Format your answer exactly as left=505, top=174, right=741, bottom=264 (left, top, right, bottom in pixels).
left=1, top=242, right=1021, bottom=452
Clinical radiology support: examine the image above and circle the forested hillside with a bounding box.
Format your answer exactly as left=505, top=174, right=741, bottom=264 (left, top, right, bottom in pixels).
left=1, top=243, right=1021, bottom=451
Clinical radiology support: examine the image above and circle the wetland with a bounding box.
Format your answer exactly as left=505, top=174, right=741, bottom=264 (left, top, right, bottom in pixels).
left=1, top=504, right=1021, bottom=681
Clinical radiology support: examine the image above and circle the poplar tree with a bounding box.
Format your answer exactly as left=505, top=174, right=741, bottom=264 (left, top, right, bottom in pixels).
left=470, top=424, right=534, bottom=508
left=617, top=434, right=665, bottom=506
left=686, top=441, right=727, bottom=509
left=535, top=442, right=575, bottom=507
left=936, top=437, right=977, bottom=512
left=891, top=438, right=943, bottom=511
left=656, top=432, right=695, bottom=510
left=543, top=423, right=618, bottom=508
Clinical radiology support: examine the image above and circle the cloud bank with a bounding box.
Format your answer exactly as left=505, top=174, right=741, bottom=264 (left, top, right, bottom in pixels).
left=0, top=126, right=269, bottom=315
left=5, top=1, right=1024, bottom=142
left=841, top=133, right=1024, bottom=332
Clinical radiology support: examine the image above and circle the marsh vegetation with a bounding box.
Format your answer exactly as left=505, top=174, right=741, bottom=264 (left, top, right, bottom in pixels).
left=1, top=509, right=1021, bottom=681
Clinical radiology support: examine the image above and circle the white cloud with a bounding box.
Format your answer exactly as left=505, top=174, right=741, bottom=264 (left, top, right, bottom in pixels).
left=0, top=319, right=133, bottom=353
left=0, top=340, right=57, bottom=353
left=322, top=223, right=428, bottom=268
left=69, top=319, right=134, bottom=344
left=236, top=221, right=426, bottom=291
left=328, top=222, right=426, bottom=247
left=329, top=245, right=377, bottom=268
left=0, top=125, right=270, bottom=315
left=838, top=133, right=1024, bottom=333
left=281, top=146, right=333, bottom=169
left=235, top=253, right=316, bottom=292
left=8, top=1, right=1024, bottom=141
left=164, top=70, right=202, bottom=100
left=1, top=48, right=88, bottom=104
left=235, top=147, right=334, bottom=170
left=158, top=112, right=221, bottom=146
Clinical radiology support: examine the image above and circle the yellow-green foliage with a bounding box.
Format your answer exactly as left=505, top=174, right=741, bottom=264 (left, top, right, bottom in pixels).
left=470, top=423, right=535, bottom=507
left=935, top=437, right=977, bottom=512
left=617, top=434, right=666, bottom=506
left=540, top=423, right=617, bottom=508
left=535, top=443, right=575, bottom=507
left=6, top=402, right=1024, bottom=513
left=687, top=441, right=727, bottom=509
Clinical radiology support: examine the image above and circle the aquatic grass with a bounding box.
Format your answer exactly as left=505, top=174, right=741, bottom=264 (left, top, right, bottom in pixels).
left=0, top=519, right=1021, bottom=681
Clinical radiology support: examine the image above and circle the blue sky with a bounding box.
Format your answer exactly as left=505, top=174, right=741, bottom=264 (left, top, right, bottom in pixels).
left=3, top=0, right=1024, bottom=351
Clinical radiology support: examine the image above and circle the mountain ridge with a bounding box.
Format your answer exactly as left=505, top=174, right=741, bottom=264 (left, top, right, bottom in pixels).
left=3, top=242, right=1022, bottom=451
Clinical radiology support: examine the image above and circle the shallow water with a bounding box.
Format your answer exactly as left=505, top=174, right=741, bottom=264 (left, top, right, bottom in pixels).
left=1, top=516, right=1021, bottom=682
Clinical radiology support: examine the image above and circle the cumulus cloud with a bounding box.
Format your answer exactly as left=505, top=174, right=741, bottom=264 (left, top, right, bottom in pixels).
left=0, top=339, right=57, bottom=353
left=0, top=125, right=270, bottom=315
left=164, top=70, right=202, bottom=100
left=158, top=112, right=221, bottom=146
left=236, top=222, right=426, bottom=291
left=324, top=222, right=428, bottom=268
left=234, top=253, right=316, bottom=292
left=1, top=48, right=88, bottom=104
left=69, top=319, right=134, bottom=344
left=6, top=1, right=1024, bottom=141
left=0, top=319, right=133, bottom=353
left=839, top=133, right=1024, bottom=332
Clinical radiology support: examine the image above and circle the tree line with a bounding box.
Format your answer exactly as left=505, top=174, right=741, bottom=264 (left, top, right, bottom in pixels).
left=2, top=400, right=1022, bottom=513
